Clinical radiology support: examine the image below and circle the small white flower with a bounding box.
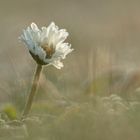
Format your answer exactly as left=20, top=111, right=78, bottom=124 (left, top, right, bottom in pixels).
left=19, top=22, right=73, bottom=69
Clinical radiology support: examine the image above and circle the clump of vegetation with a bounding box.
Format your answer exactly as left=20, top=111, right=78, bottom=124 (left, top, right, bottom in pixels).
left=1, top=93, right=140, bottom=140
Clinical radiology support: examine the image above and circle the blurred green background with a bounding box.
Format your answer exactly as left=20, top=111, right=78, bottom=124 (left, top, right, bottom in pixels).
left=1, top=0, right=140, bottom=139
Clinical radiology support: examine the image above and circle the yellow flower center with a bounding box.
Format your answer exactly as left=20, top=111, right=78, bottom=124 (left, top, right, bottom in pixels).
left=41, top=44, right=55, bottom=59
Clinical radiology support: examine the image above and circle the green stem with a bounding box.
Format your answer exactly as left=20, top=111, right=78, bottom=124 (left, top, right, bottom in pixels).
left=22, top=64, right=42, bottom=118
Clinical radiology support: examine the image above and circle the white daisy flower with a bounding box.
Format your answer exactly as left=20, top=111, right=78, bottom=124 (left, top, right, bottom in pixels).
left=19, top=22, right=73, bottom=69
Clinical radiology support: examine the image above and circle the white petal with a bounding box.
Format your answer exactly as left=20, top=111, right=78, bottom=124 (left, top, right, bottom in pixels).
left=35, top=47, right=46, bottom=61
left=51, top=29, right=69, bottom=46
left=54, top=43, right=73, bottom=59
left=51, top=61, right=64, bottom=69
left=40, top=27, right=48, bottom=44
left=31, top=23, right=40, bottom=32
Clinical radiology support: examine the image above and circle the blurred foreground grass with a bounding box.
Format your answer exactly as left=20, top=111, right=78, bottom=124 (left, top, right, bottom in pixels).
left=1, top=92, right=140, bottom=140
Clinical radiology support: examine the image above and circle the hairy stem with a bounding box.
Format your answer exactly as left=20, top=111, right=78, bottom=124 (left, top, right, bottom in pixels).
left=22, top=64, right=42, bottom=118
